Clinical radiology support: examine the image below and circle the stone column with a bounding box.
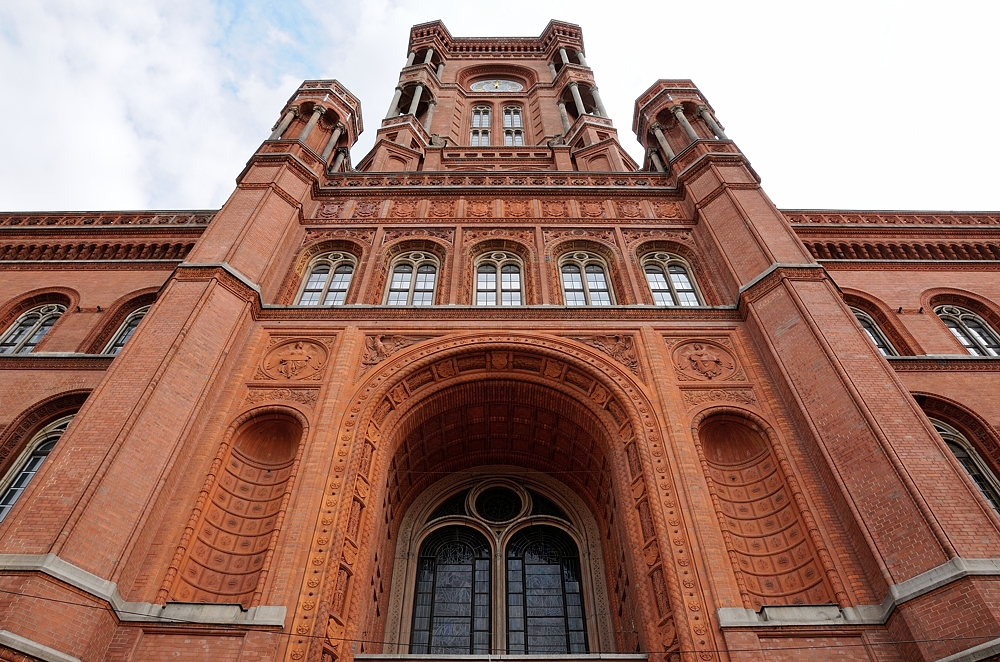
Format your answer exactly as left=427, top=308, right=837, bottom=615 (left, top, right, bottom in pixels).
left=576, top=50, right=589, bottom=66
left=568, top=81, right=587, bottom=117
left=590, top=87, right=608, bottom=117
left=267, top=105, right=298, bottom=140
left=697, top=105, right=728, bottom=140
left=557, top=100, right=571, bottom=133
left=671, top=105, right=699, bottom=142
left=385, top=87, right=403, bottom=119
left=321, top=122, right=346, bottom=161
left=559, top=47, right=570, bottom=64
left=436, top=62, right=445, bottom=78
left=648, top=148, right=666, bottom=172
left=650, top=122, right=676, bottom=161
left=423, top=100, right=436, bottom=132
left=407, top=84, right=424, bottom=116
left=423, top=48, right=435, bottom=64
left=330, top=148, right=348, bottom=173
left=548, top=62, right=558, bottom=79
left=405, top=51, right=416, bottom=66
left=298, top=104, right=326, bottom=142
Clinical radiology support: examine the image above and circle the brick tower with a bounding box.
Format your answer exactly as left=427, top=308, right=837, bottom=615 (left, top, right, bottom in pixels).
left=2, top=19, right=1000, bottom=662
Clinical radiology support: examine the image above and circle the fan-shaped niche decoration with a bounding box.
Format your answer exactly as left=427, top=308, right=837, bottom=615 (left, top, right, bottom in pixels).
left=697, top=415, right=837, bottom=610
left=170, top=411, right=305, bottom=607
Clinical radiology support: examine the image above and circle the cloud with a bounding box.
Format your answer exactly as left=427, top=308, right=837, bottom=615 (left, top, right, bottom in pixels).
left=1, top=0, right=998, bottom=211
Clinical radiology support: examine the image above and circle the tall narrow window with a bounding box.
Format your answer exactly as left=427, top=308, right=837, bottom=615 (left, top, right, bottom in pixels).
left=506, top=526, right=588, bottom=654
left=385, top=252, right=439, bottom=306
left=850, top=308, right=897, bottom=357
left=471, top=106, right=491, bottom=146
left=932, top=420, right=1000, bottom=513
left=935, top=305, right=1000, bottom=356
left=641, top=254, right=701, bottom=306
left=476, top=252, right=523, bottom=306
left=503, top=106, right=524, bottom=146
left=0, top=416, right=73, bottom=521
left=103, top=305, right=150, bottom=355
left=0, top=304, right=66, bottom=354
left=410, top=527, right=491, bottom=655
left=559, top=252, right=613, bottom=306
left=297, top=253, right=356, bottom=306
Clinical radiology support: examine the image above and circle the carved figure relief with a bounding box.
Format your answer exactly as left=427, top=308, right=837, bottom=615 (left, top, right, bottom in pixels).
left=262, top=340, right=328, bottom=380
left=361, top=335, right=426, bottom=372
left=615, top=201, right=644, bottom=218
left=466, top=200, right=493, bottom=218
left=542, top=201, right=567, bottom=218
left=673, top=341, right=737, bottom=381
left=316, top=202, right=344, bottom=219
left=353, top=201, right=381, bottom=218
left=504, top=200, right=530, bottom=217
left=572, top=334, right=641, bottom=377
left=579, top=201, right=607, bottom=218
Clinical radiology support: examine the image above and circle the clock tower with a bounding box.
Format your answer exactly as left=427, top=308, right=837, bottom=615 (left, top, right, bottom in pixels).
left=355, top=20, right=636, bottom=172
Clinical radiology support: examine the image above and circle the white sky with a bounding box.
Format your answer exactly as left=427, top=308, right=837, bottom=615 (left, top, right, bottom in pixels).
left=1, top=0, right=997, bottom=212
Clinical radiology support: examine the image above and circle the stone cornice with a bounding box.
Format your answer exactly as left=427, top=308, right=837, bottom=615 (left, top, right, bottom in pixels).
left=0, top=211, right=214, bottom=228
left=0, top=261, right=180, bottom=271
left=820, top=260, right=1000, bottom=271
left=321, top=172, right=675, bottom=191
left=784, top=209, right=1000, bottom=227
left=254, top=304, right=742, bottom=322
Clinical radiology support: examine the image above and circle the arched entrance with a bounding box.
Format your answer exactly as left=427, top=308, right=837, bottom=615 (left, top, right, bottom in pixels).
left=293, top=334, right=712, bottom=662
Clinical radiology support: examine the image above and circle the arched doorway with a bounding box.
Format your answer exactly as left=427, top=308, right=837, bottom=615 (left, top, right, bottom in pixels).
left=301, top=336, right=704, bottom=662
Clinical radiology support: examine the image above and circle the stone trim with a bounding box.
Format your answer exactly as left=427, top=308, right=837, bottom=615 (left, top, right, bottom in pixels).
left=717, top=556, right=1000, bottom=628
left=935, top=636, right=1000, bottom=662
left=888, top=356, right=1000, bottom=371
left=0, top=553, right=285, bottom=627
left=357, top=656, right=647, bottom=661
left=0, top=629, right=80, bottom=662
left=0, top=354, right=113, bottom=371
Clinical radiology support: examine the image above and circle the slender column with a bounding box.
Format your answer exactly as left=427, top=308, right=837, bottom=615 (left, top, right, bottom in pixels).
left=423, top=48, right=434, bottom=64
left=548, top=62, right=558, bottom=79
left=559, top=47, right=570, bottom=64
left=385, top=87, right=403, bottom=119
left=697, top=105, right=729, bottom=140
left=556, top=100, right=571, bottom=133
left=568, top=81, right=586, bottom=117
left=321, top=122, right=345, bottom=161
left=671, top=105, right=699, bottom=142
left=436, top=62, right=445, bottom=78
left=405, top=51, right=416, bottom=66
left=576, top=50, right=589, bottom=66
left=648, top=148, right=665, bottom=172
left=407, top=84, right=424, bottom=116
left=590, top=86, right=608, bottom=117
left=298, top=105, right=326, bottom=142
left=423, top=100, right=436, bottom=132
left=330, top=148, right=348, bottom=173
left=268, top=105, right=298, bottom=140
left=650, top=122, right=676, bottom=161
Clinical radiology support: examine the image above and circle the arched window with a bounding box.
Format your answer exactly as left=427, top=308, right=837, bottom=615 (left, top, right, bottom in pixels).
left=850, top=307, right=897, bottom=356
left=471, top=106, right=491, bottom=146
left=559, top=252, right=613, bottom=306
left=641, top=253, right=701, bottom=306
left=932, top=419, right=1000, bottom=513
left=297, top=253, right=357, bottom=306
left=386, top=252, right=439, bottom=306
left=503, top=106, right=524, bottom=146
left=406, top=483, right=590, bottom=655
left=103, top=305, right=150, bottom=355
left=410, top=527, right=492, bottom=654
left=0, top=304, right=66, bottom=354
left=0, top=415, right=73, bottom=521
left=935, top=305, right=1000, bottom=356
left=476, top=252, right=523, bottom=306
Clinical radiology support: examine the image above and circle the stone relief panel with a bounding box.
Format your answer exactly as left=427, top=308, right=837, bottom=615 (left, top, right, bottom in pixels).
left=256, top=338, right=331, bottom=381
left=314, top=202, right=345, bottom=220
left=682, top=389, right=757, bottom=408
left=427, top=200, right=455, bottom=218
left=503, top=200, right=531, bottom=217
left=541, top=200, right=567, bottom=218
left=652, top=201, right=683, bottom=219
left=667, top=339, right=745, bottom=382
left=578, top=200, right=608, bottom=218
left=615, top=200, right=645, bottom=219
left=389, top=200, right=419, bottom=218
left=465, top=199, right=494, bottom=218
left=303, top=229, right=375, bottom=246
left=543, top=228, right=616, bottom=245
left=382, top=228, right=454, bottom=244
left=243, top=388, right=319, bottom=408
left=360, top=335, right=432, bottom=373
left=568, top=334, right=642, bottom=378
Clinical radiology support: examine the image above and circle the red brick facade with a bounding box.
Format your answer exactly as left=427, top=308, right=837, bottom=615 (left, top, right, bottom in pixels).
left=1, top=19, right=999, bottom=662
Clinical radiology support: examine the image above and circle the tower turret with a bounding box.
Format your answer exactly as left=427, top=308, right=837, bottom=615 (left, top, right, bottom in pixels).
left=632, top=80, right=731, bottom=173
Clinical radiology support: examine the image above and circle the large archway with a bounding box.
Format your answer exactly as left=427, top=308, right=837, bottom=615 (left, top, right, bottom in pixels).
left=294, top=334, right=715, bottom=662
